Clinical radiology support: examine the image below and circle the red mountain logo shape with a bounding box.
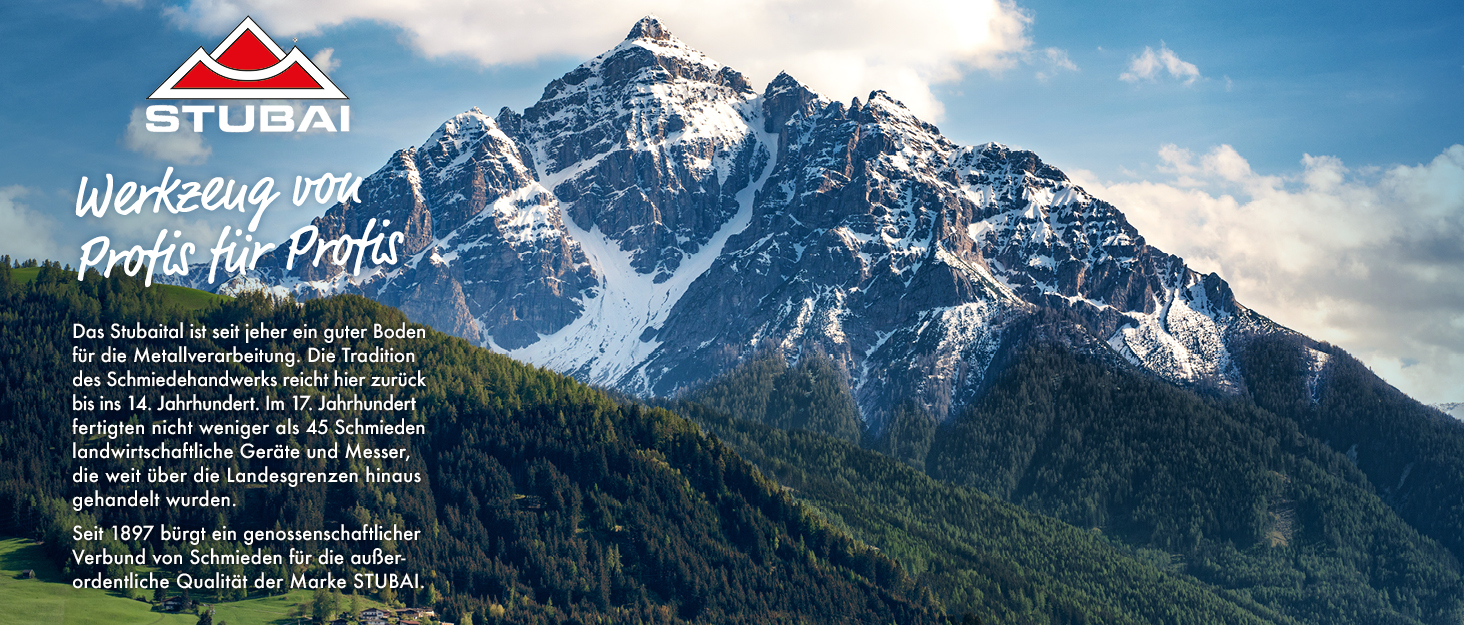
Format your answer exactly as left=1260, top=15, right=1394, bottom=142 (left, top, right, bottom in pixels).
left=149, top=17, right=347, bottom=99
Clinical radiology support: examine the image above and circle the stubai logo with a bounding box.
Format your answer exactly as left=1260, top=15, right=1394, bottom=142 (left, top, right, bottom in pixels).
left=145, top=17, right=349, bottom=133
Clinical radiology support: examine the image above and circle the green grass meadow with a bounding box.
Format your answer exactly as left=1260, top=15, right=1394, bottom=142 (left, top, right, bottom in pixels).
left=0, top=538, right=376, bottom=625
left=0, top=537, right=195, bottom=625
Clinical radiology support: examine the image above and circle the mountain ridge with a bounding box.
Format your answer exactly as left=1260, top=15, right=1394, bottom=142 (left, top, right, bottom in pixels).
left=180, top=16, right=1287, bottom=434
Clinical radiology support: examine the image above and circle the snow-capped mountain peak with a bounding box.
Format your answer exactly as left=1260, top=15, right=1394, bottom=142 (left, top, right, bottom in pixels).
left=626, top=15, right=675, bottom=42
left=191, top=18, right=1289, bottom=432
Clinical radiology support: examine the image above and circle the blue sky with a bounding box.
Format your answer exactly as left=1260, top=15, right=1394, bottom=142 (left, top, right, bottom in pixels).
left=939, top=0, right=1464, bottom=175
left=1, top=0, right=1460, bottom=404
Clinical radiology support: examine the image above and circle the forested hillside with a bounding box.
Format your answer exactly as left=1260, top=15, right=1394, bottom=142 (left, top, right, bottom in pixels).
left=680, top=344, right=1464, bottom=624
left=684, top=350, right=864, bottom=446
left=7, top=258, right=1461, bottom=624
left=931, top=346, right=1461, bottom=624
left=673, top=399, right=1294, bottom=625
left=1237, top=336, right=1464, bottom=566
left=0, top=260, right=942, bottom=624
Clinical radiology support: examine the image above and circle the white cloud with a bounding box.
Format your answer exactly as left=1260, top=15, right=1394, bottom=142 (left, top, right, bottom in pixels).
left=1120, top=42, right=1200, bottom=85
left=311, top=47, right=339, bottom=73
left=0, top=186, right=60, bottom=262
left=160, top=0, right=1036, bottom=120
left=1074, top=144, right=1464, bottom=403
left=1033, top=47, right=1077, bottom=82
left=122, top=107, right=212, bottom=165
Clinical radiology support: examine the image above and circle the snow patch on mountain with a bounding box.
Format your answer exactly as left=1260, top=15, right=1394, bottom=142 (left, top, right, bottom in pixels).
left=1304, top=347, right=1332, bottom=402
left=509, top=122, right=779, bottom=391
left=1108, top=274, right=1241, bottom=392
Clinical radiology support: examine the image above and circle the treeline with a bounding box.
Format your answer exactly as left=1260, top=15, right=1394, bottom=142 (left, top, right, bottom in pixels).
left=0, top=260, right=943, bottom=624
left=681, top=350, right=938, bottom=470
left=683, top=349, right=863, bottom=445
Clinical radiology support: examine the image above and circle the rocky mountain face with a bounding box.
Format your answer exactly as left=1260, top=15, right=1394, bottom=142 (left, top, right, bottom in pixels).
left=195, top=17, right=1286, bottom=433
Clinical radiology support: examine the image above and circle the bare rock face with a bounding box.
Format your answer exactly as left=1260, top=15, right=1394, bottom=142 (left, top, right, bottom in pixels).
left=637, top=90, right=1026, bottom=432
left=387, top=251, right=481, bottom=344
left=193, top=108, right=598, bottom=350
left=196, top=17, right=1285, bottom=433
left=510, top=17, right=763, bottom=277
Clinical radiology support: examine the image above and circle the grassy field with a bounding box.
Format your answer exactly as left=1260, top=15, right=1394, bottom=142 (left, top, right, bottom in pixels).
left=0, top=537, right=194, bottom=625
left=10, top=267, right=230, bottom=312
left=0, top=538, right=392, bottom=625
left=199, top=590, right=331, bottom=625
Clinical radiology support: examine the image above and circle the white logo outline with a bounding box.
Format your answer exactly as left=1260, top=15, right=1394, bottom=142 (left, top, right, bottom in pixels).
left=148, top=17, right=347, bottom=100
